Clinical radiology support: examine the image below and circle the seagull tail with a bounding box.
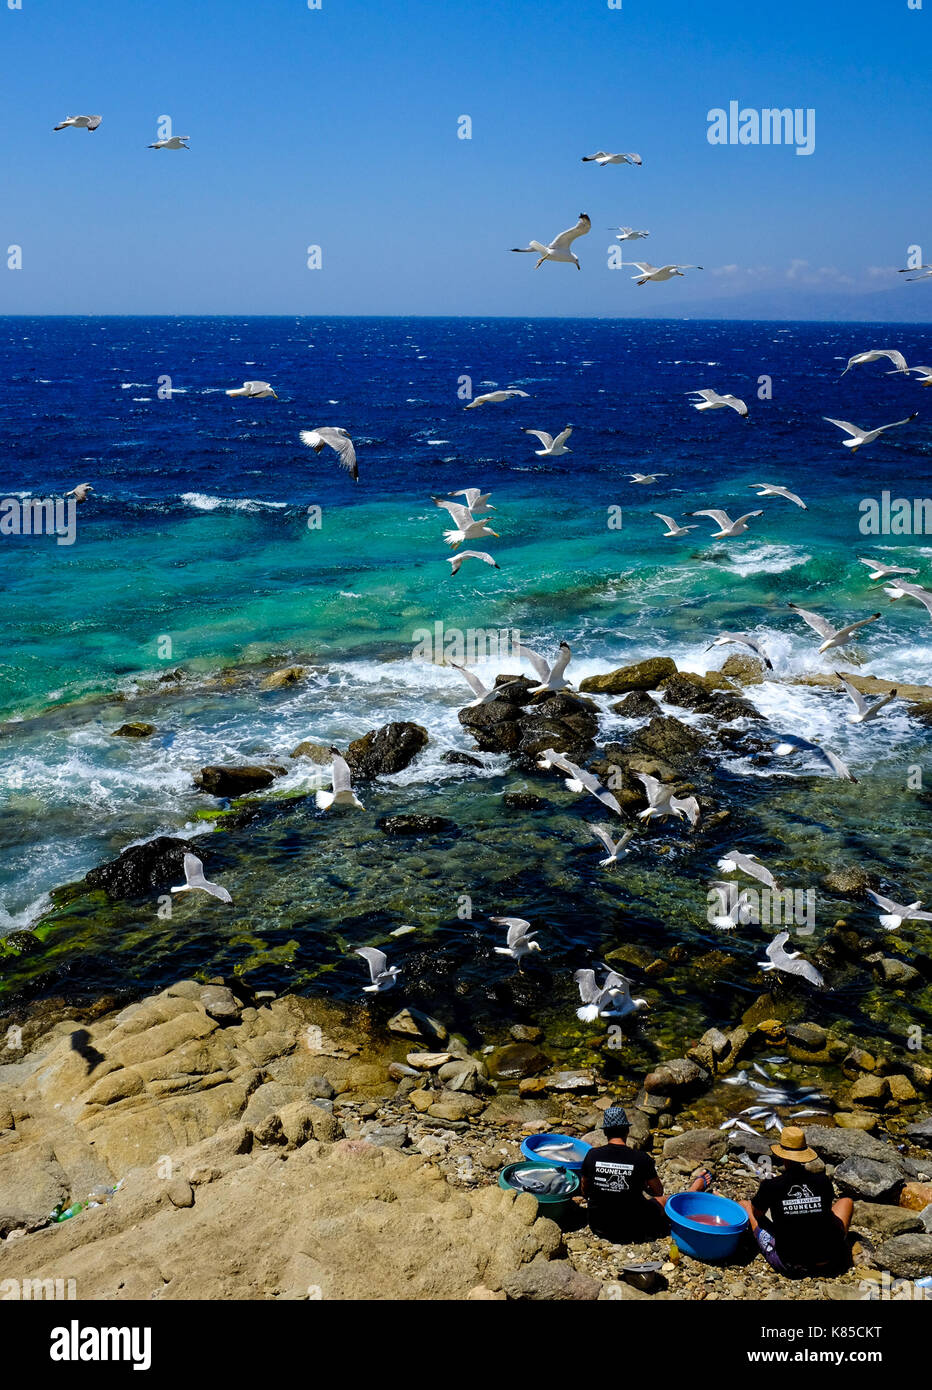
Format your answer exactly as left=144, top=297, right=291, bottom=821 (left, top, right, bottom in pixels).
left=315, top=790, right=335, bottom=810
left=170, top=885, right=190, bottom=894
left=576, top=1005, right=600, bottom=1023
left=879, top=914, right=901, bottom=930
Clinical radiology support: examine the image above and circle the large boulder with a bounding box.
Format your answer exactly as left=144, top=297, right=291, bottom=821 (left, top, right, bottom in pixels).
left=906, top=1117, right=932, bottom=1150
left=644, top=1058, right=709, bottom=1095
left=487, top=1042, right=550, bottom=1080
left=502, top=1257, right=600, bottom=1302
left=579, top=657, right=677, bottom=695
left=83, top=836, right=200, bottom=899
left=833, top=1156, right=903, bottom=1201
left=194, top=765, right=279, bottom=797
left=875, top=1233, right=932, bottom=1279
left=112, top=722, right=155, bottom=738
left=629, top=715, right=708, bottom=762
left=805, top=1126, right=927, bottom=1181
left=662, top=1128, right=727, bottom=1166
left=612, top=691, right=658, bottom=718
left=344, top=722, right=428, bottom=778
left=851, top=1202, right=923, bottom=1241
left=459, top=701, right=523, bottom=753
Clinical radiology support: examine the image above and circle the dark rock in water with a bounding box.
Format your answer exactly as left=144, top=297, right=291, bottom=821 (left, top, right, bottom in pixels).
left=492, top=674, right=536, bottom=704
left=377, top=815, right=457, bottom=836
left=440, top=750, right=483, bottom=767
left=1, top=930, right=42, bottom=957
left=660, top=672, right=713, bottom=711
left=516, top=716, right=595, bottom=759
left=822, top=864, right=873, bottom=895
left=510, top=1023, right=542, bottom=1043
left=644, top=1058, right=709, bottom=1094
left=261, top=665, right=305, bottom=690
left=786, top=1022, right=828, bottom=1051
left=875, top=1233, right=932, bottom=1279
left=612, top=691, right=657, bottom=718
left=84, top=836, right=199, bottom=899
left=487, top=1041, right=550, bottom=1080
left=158, top=668, right=184, bottom=683
left=112, top=721, right=155, bottom=738
left=629, top=715, right=708, bottom=762
left=907, top=1117, right=932, bottom=1150
left=704, top=693, right=764, bottom=724
left=345, top=722, right=428, bottom=778
left=290, top=741, right=331, bottom=763
left=503, top=792, right=548, bottom=810
left=833, top=1156, right=903, bottom=1201
left=194, top=765, right=279, bottom=797
left=579, top=657, right=677, bottom=695
left=459, top=700, right=522, bottom=753
left=873, top=957, right=922, bottom=989
left=533, top=691, right=600, bottom=719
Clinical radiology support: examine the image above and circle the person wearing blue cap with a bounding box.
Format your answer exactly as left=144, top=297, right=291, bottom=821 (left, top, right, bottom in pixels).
left=579, top=1105, right=711, bottom=1244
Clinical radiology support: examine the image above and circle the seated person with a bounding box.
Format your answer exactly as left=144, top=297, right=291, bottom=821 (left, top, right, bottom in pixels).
left=579, top=1105, right=709, bottom=1243
left=740, top=1126, right=852, bottom=1277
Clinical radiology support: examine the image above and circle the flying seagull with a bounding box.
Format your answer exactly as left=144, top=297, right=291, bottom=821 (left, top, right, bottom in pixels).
left=717, top=849, right=779, bottom=891
left=432, top=497, right=499, bottom=547
left=524, top=426, right=573, bottom=457
left=511, top=214, right=591, bottom=269
left=688, top=389, right=749, bottom=418
left=837, top=675, right=897, bottom=723
left=705, top=633, right=773, bottom=669
left=54, top=114, right=101, bottom=131
left=767, top=733, right=857, bottom=782
left=610, top=226, right=649, bottom=241
left=447, top=488, right=494, bottom=513
left=858, top=557, right=920, bottom=580
left=629, top=262, right=703, bottom=285
left=170, top=852, right=232, bottom=904
left=898, top=264, right=932, bottom=282
left=582, top=151, right=642, bottom=166
left=316, top=749, right=364, bottom=811
left=787, top=603, right=881, bottom=654
left=464, top=389, right=530, bottom=409
left=300, top=428, right=358, bottom=481
left=537, top=748, right=622, bottom=816
left=450, top=663, right=501, bottom=708
left=865, top=889, right=932, bottom=931
left=690, top=508, right=763, bottom=538
left=899, top=364, right=932, bottom=385
left=883, top=578, right=932, bottom=621
left=653, top=512, right=698, bottom=537
left=587, top=822, right=634, bottom=867
left=840, top=348, right=908, bottom=376
left=490, top=917, right=542, bottom=963
left=356, top=946, right=400, bottom=993
left=749, top=483, right=806, bottom=509
left=519, top=640, right=572, bottom=693
left=708, top=881, right=757, bottom=930
left=226, top=380, right=277, bottom=398
left=65, top=483, right=94, bottom=504
left=628, top=472, right=668, bottom=484
left=634, top=772, right=699, bottom=826
left=148, top=136, right=189, bottom=150
left=759, top=931, right=825, bottom=989
left=447, top=550, right=499, bottom=576
left=574, top=967, right=647, bottom=1022
left=823, top=413, right=918, bottom=452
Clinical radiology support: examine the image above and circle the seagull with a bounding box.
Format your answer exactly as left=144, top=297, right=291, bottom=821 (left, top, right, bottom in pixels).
left=628, top=472, right=668, bottom=484
left=705, top=633, right=773, bottom=669
left=587, top=823, right=634, bottom=866
left=653, top=512, right=698, bottom=538
left=688, top=389, right=749, bottom=418
left=524, top=426, right=572, bottom=457
left=708, top=882, right=757, bottom=930
left=226, top=380, right=277, bottom=399
left=490, top=917, right=542, bottom=963
left=170, top=852, right=232, bottom=904
left=840, top=348, right=908, bottom=376
left=464, top=389, right=530, bottom=409
left=65, top=483, right=94, bottom=504
left=837, top=675, right=898, bottom=723
left=823, top=413, right=918, bottom=452
left=899, top=364, right=932, bottom=385
left=767, top=733, right=857, bottom=782
left=511, top=213, right=591, bottom=269
left=356, top=947, right=400, bottom=994
left=865, top=889, right=932, bottom=931
left=689, top=508, right=763, bottom=539
left=447, top=550, right=499, bottom=576
left=432, top=497, right=499, bottom=547
left=574, top=967, right=647, bottom=1022
left=148, top=136, right=189, bottom=150
left=447, top=488, right=495, bottom=513
left=629, top=262, right=703, bottom=285
left=899, top=264, right=932, bottom=282
left=749, top=483, right=806, bottom=509
left=54, top=115, right=101, bottom=131
left=787, top=603, right=881, bottom=654
left=315, top=749, right=364, bottom=811
left=858, top=557, right=920, bottom=580
left=610, top=226, right=649, bottom=241
left=537, top=749, right=622, bottom=816
left=883, top=578, right=932, bottom=620
left=759, top=932, right=825, bottom=989
left=300, top=428, right=358, bottom=481
left=519, top=640, right=572, bottom=693
left=633, top=772, right=699, bottom=826
left=717, top=849, right=779, bottom=891
left=450, top=663, right=501, bottom=708
left=581, top=151, right=642, bottom=166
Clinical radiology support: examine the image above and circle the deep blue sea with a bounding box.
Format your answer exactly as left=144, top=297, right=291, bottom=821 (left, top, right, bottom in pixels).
left=1, top=316, right=930, bottom=1057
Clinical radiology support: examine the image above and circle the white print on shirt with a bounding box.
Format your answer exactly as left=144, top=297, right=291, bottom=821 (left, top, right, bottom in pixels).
left=780, top=1183, right=824, bottom=1216
left=594, top=1161, right=634, bottom=1192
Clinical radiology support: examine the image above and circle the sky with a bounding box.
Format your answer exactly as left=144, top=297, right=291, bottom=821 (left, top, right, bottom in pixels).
left=1, top=0, right=931, bottom=319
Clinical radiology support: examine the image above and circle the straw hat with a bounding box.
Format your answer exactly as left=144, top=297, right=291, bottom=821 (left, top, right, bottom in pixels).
left=770, top=1126, right=818, bottom=1164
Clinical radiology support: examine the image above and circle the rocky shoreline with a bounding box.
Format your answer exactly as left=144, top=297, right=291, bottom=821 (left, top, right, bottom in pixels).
left=1, top=974, right=931, bottom=1301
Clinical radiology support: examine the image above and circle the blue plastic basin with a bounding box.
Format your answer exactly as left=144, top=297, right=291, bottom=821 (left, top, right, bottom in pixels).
left=520, top=1132, right=591, bottom=1171
left=666, top=1191, right=749, bottom=1261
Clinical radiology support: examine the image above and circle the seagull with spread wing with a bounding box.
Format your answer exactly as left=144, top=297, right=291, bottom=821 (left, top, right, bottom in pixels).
left=464, top=389, right=530, bottom=408
left=629, top=262, right=703, bottom=284
left=300, top=428, right=358, bottom=481
left=840, top=348, right=908, bottom=376
left=170, top=853, right=232, bottom=904
left=688, top=389, right=749, bottom=418
left=766, top=733, right=857, bottom=782
left=858, top=557, right=919, bottom=580
left=490, top=917, right=542, bottom=964
left=447, top=488, right=495, bottom=514
left=226, top=380, right=277, bottom=398
left=705, top=633, right=773, bottom=669
left=653, top=512, right=698, bottom=538
left=823, top=413, right=917, bottom=452
left=450, top=663, right=502, bottom=708
left=432, top=496, right=499, bottom=548
left=759, top=932, right=825, bottom=989
left=447, top=550, right=499, bottom=577
left=54, top=114, right=102, bottom=131
left=884, top=578, right=932, bottom=622
left=689, top=508, right=763, bottom=538
left=574, top=967, right=647, bottom=1022
left=316, top=749, right=364, bottom=811
left=717, top=849, right=780, bottom=891
left=356, top=947, right=400, bottom=993
left=866, top=889, right=932, bottom=931
left=511, top=213, right=591, bottom=269
left=524, top=426, right=573, bottom=457
left=837, top=676, right=898, bottom=723
left=787, top=603, right=881, bottom=654
left=581, top=150, right=642, bottom=166
left=519, top=640, right=572, bottom=693
left=634, top=772, right=699, bottom=827
left=587, top=823, right=634, bottom=867
left=749, top=483, right=806, bottom=509
left=537, top=749, right=622, bottom=816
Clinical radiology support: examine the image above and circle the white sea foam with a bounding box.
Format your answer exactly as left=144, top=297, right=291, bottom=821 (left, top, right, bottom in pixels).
left=179, top=493, right=288, bottom=513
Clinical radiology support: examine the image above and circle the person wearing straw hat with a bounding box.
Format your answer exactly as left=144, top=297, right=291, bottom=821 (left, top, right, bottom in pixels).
left=740, top=1126, right=852, bottom=1276
left=580, top=1105, right=711, bottom=1244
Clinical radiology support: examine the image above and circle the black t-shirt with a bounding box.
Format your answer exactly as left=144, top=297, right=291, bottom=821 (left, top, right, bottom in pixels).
left=753, top=1168, right=841, bottom=1267
left=581, top=1143, right=659, bottom=1237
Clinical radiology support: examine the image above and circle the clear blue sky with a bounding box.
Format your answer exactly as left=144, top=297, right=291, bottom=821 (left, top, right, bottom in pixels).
left=1, top=0, right=930, bottom=318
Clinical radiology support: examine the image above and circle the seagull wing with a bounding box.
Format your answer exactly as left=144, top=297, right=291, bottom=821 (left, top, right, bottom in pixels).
left=331, top=754, right=354, bottom=792
left=552, top=427, right=573, bottom=448
left=838, top=676, right=869, bottom=715
left=876, top=413, right=919, bottom=433
left=310, top=427, right=358, bottom=480
left=574, top=969, right=599, bottom=1003
left=691, top=509, right=732, bottom=528
left=355, top=947, right=388, bottom=981
left=183, top=853, right=205, bottom=886
left=524, top=429, right=553, bottom=449
left=451, top=662, right=489, bottom=698
left=518, top=645, right=551, bottom=681
left=588, top=823, right=619, bottom=856
left=820, top=747, right=856, bottom=781
left=787, top=604, right=836, bottom=639
left=549, top=216, right=591, bottom=251
left=549, top=644, right=572, bottom=681
left=824, top=418, right=863, bottom=440
left=634, top=771, right=664, bottom=803
left=866, top=889, right=899, bottom=913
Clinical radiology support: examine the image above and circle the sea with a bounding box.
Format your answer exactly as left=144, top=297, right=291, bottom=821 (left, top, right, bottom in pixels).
left=1, top=315, right=930, bottom=1064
